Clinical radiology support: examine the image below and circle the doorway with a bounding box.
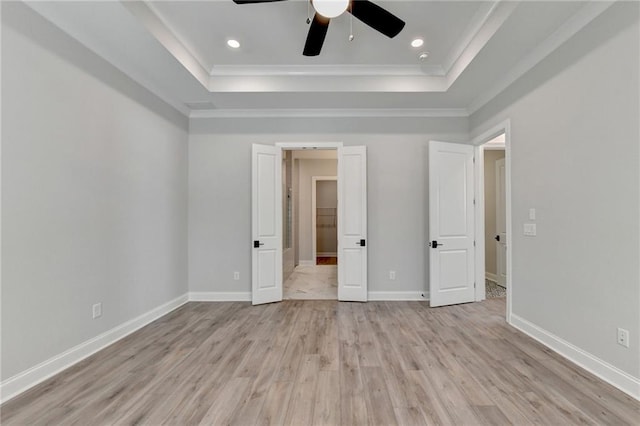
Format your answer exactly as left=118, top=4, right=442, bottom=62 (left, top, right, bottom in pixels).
left=312, top=177, right=338, bottom=265
left=482, top=134, right=506, bottom=299
left=283, top=150, right=338, bottom=300
left=472, top=119, right=512, bottom=322
left=252, top=142, right=368, bottom=305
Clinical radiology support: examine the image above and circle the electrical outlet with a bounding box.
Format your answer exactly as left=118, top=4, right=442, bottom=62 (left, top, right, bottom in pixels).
left=92, top=303, right=102, bottom=319
left=233, top=271, right=240, bottom=280
left=389, top=271, right=396, bottom=280
left=617, top=328, right=629, bottom=348
left=523, top=223, right=537, bottom=236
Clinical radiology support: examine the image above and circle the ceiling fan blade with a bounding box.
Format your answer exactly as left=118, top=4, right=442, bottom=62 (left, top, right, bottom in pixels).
left=232, top=0, right=287, bottom=4
left=303, top=13, right=330, bottom=56
left=349, top=0, right=405, bottom=38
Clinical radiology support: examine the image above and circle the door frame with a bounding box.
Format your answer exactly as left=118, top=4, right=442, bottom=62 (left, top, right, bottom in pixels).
left=472, top=119, right=512, bottom=323
left=311, top=176, right=338, bottom=262
left=275, top=142, right=343, bottom=292
left=495, top=158, right=507, bottom=288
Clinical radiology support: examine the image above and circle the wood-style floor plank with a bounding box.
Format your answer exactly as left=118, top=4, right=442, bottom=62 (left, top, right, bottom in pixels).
left=2, top=298, right=639, bottom=425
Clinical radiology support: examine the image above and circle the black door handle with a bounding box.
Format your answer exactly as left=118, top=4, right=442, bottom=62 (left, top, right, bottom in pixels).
left=429, top=240, right=443, bottom=248
left=495, top=235, right=500, bottom=242
left=253, top=240, right=264, bottom=248
left=357, top=239, right=366, bottom=247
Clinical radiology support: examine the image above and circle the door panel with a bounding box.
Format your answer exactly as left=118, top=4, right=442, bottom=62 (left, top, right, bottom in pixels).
left=252, top=144, right=282, bottom=305
left=496, top=158, right=507, bottom=287
left=429, top=141, right=475, bottom=307
left=338, top=146, right=367, bottom=302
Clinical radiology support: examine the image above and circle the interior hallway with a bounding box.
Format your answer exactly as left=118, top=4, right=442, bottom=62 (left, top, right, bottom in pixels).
left=284, top=264, right=337, bottom=300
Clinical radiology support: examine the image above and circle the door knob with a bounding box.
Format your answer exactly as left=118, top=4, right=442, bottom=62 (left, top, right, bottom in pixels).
left=495, top=235, right=500, bottom=242
left=253, top=240, right=264, bottom=248
left=357, top=239, right=366, bottom=247
left=429, top=240, right=443, bottom=248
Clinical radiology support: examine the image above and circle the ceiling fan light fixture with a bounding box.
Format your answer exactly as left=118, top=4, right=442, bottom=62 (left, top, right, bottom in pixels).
left=313, top=0, right=349, bottom=19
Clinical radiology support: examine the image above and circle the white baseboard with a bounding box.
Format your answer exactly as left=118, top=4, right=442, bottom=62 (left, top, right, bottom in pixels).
left=485, top=272, right=498, bottom=282
left=368, top=291, right=429, bottom=301
left=510, top=314, right=640, bottom=401
left=298, top=260, right=315, bottom=266
left=0, top=293, right=189, bottom=405
left=189, top=292, right=251, bottom=302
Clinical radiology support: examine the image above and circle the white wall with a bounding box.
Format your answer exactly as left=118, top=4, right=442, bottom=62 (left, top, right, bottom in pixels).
left=471, top=2, right=639, bottom=382
left=297, top=159, right=337, bottom=262
left=188, top=118, right=469, bottom=295
left=1, top=3, right=188, bottom=382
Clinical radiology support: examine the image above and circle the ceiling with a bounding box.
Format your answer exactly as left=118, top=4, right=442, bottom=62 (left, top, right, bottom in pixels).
left=24, top=1, right=613, bottom=117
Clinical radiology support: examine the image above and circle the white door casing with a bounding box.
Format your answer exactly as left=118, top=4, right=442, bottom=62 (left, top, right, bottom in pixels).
left=429, top=141, right=476, bottom=307
left=495, top=158, right=507, bottom=287
left=252, top=144, right=283, bottom=305
left=338, top=146, right=367, bottom=302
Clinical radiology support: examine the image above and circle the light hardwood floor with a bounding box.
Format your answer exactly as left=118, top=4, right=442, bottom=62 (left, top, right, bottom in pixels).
left=2, top=298, right=638, bottom=425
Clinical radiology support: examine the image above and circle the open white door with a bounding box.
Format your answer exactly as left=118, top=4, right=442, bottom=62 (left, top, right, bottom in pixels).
left=428, top=141, right=475, bottom=307
left=495, top=158, right=507, bottom=287
left=338, top=146, right=367, bottom=302
left=252, top=144, right=282, bottom=305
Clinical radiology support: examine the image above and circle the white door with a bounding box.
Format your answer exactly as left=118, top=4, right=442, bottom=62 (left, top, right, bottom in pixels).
left=495, top=158, right=507, bottom=288
left=428, top=141, right=475, bottom=307
left=338, top=146, right=367, bottom=302
left=252, top=144, right=283, bottom=305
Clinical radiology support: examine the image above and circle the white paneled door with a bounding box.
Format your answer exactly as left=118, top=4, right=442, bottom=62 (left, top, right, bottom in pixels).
left=428, top=141, right=475, bottom=307
left=495, top=158, right=507, bottom=288
left=252, top=144, right=282, bottom=305
left=338, top=146, right=368, bottom=302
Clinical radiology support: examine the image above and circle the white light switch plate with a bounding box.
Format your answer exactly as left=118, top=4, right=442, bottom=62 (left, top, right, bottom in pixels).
left=523, top=223, right=537, bottom=236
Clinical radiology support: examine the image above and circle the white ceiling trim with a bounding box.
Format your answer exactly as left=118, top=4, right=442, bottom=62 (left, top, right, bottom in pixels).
left=25, top=1, right=190, bottom=117
left=467, top=1, right=615, bottom=115
left=445, top=0, right=519, bottom=87
left=189, top=108, right=469, bottom=119
left=121, top=1, right=210, bottom=88
left=207, top=74, right=449, bottom=92
left=209, top=64, right=445, bottom=77
left=441, top=0, right=501, bottom=75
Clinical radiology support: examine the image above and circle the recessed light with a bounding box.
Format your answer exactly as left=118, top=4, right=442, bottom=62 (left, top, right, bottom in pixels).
left=227, top=39, right=240, bottom=49
left=419, top=52, right=429, bottom=61
left=411, top=38, right=424, bottom=48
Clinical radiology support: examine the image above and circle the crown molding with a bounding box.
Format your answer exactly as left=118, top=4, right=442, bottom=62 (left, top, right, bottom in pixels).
left=446, top=0, right=519, bottom=87
left=121, top=1, right=210, bottom=89
left=189, top=108, right=469, bottom=119
left=24, top=1, right=190, bottom=117
left=441, top=0, right=503, bottom=74
left=209, top=64, right=445, bottom=77
left=467, top=0, right=615, bottom=115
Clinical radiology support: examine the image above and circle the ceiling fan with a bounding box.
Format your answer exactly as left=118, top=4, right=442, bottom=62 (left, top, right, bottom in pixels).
left=232, top=0, right=406, bottom=56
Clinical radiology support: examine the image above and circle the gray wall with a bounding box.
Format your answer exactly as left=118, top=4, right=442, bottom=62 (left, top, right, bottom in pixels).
left=471, top=2, right=639, bottom=378
left=188, top=120, right=469, bottom=294
left=1, top=3, right=189, bottom=381
left=484, top=150, right=505, bottom=276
